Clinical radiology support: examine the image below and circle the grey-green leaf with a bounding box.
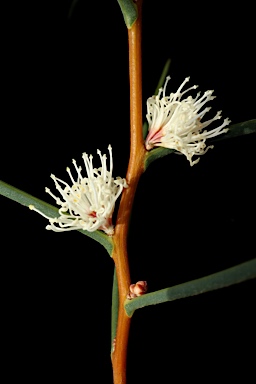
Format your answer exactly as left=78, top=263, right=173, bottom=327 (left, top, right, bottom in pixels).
left=0, top=180, right=113, bottom=256
left=116, top=0, right=138, bottom=28
left=144, top=147, right=175, bottom=170
left=154, top=58, right=171, bottom=96
left=68, top=0, right=79, bottom=18
left=111, top=268, right=119, bottom=353
left=143, top=119, right=256, bottom=169
left=211, top=119, right=256, bottom=142
left=124, top=258, right=256, bottom=316
left=143, top=59, right=172, bottom=140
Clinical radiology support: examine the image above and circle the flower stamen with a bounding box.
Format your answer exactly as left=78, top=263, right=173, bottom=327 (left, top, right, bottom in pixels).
left=145, top=76, right=231, bottom=166
left=29, top=146, right=128, bottom=235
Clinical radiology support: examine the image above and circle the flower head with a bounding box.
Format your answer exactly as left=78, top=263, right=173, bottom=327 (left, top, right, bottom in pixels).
left=145, top=76, right=231, bottom=166
left=29, top=145, right=127, bottom=235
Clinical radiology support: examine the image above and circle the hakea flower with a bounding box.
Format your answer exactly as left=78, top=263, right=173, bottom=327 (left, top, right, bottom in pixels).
left=145, top=76, right=231, bottom=166
left=29, top=145, right=128, bottom=235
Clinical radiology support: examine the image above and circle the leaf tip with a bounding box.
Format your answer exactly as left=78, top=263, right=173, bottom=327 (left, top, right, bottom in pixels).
left=117, top=0, right=138, bottom=28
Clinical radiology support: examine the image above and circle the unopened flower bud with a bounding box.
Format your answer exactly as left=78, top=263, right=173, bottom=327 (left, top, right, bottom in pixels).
left=127, top=281, right=148, bottom=299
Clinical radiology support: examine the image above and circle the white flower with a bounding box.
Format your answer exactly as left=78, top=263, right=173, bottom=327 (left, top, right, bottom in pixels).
left=29, top=145, right=127, bottom=235
left=145, top=76, right=231, bottom=166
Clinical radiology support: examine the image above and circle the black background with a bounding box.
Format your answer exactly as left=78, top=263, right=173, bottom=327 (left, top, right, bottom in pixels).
left=1, top=1, right=256, bottom=383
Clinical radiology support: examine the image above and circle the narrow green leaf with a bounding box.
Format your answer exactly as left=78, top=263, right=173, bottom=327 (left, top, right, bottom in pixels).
left=143, top=59, right=172, bottom=140
left=111, top=268, right=119, bottom=354
left=142, top=121, right=148, bottom=140
left=0, top=180, right=113, bottom=256
left=143, top=119, right=256, bottom=169
left=154, top=58, right=171, bottom=95
left=116, top=0, right=138, bottom=28
left=0, top=180, right=60, bottom=217
left=144, top=147, right=175, bottom=170
left=211, top=119, right=256, bottom=142
left=68, top=0, right=79, bottom=19
left=125, top=258, right=256, bottom=317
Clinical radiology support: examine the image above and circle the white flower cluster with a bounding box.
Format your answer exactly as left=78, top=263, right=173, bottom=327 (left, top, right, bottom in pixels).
left=145, top=76, right=231, bottom=166
left=29, top=145, right=127, bottom=235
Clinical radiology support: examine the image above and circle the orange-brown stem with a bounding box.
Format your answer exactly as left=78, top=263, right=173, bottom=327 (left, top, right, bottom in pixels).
left=111, top=1, right=145, bottom=383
